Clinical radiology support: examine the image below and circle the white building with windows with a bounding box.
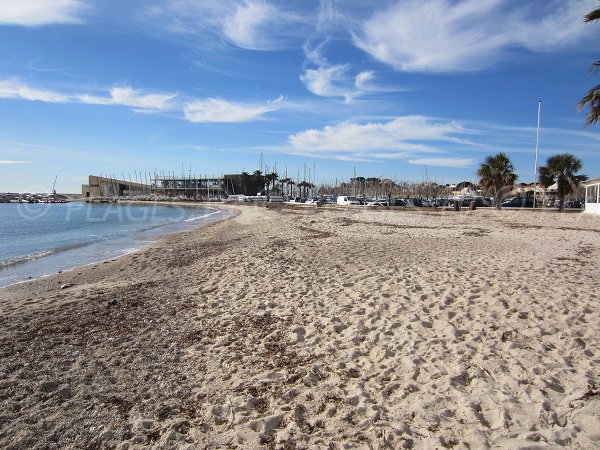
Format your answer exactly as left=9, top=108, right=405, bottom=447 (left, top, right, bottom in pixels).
left=583, top=178, right=600, bottom=214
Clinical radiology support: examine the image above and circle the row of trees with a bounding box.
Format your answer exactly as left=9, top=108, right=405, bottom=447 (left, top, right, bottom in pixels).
left=236, top=154, right=585, bottom=211
left=238, top=169, right=462, bottom=199
left=478, top=152, right=586, bottom=211
left=240, top=170, right=315, bottom=198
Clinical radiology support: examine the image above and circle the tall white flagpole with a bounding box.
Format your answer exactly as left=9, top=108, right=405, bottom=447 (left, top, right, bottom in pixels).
left=533, top=100, right=541, bottom=209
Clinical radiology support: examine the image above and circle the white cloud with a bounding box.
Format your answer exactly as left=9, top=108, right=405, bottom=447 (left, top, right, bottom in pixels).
left=300, top=40, right=389, bottom=101
left=0, top=0, right=86, bottom=26
left=409, top=157, right=476, bottom=168
left=184, top=96, right=282, bottom=123
left=353, top=0, right=596, bottom=72
left=223, top=1, right=274, bottom=49
left=0, top=79, right=176, bottom=111
left=355, top=71, right=374, bottom=89
left=0, top=79, right=69, bottom=103
left=287, top=116, right=470, bottom=158
left=300, top=64, right=355, bottom=102
left=0, top=78, right=288, bottom=123
left=0, top=160, right=27, bottom=164
left=144, top=0, right=311, bottom=51
left=80, top=87, right=176, bottom=111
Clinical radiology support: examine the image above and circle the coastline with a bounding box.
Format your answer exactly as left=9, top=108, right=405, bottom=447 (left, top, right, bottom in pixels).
left=0, top=205, right=598, bottom=449
left=0, top=201, right=231, bottom=290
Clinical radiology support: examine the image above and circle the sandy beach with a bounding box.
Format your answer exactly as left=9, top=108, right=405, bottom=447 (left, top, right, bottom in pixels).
left=0, top=204, right=598, bottom=449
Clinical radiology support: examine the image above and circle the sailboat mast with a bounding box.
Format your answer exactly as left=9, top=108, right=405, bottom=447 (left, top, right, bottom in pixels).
left=533, top=100, right=541, bottom=209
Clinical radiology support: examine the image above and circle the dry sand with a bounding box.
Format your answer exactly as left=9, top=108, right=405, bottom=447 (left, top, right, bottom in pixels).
left=0, top=204, right=598, bottom=449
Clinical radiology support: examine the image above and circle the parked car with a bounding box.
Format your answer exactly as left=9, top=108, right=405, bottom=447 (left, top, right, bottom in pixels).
left=390, top=198, right=406, bottom=206
left=337, top=196, right=361, bottom=205
left=461, top=197, right=491, bottom=207
left=501, top=197, right=534, bottom=208
left=565, top=200, right=583, bottom=209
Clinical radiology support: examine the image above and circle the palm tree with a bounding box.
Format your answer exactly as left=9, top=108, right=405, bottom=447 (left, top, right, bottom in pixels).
left=279, top=177, right=292, bottom=197
left=263, top=172, right=278, bottom=200
left=241, top=171, right=250, bottom=195
left=268, top=171, right=279, bottom=194
left=253, top=170, right=264, bottom=195
left=477, top=152, right=517, bottom=209
left=538, top=153, right=587, bottom=212
left=297, top=180, right=315, bottom=197
left=297, top=181, right=307, bottom=197
left=578, top=6, right=600, bottom=126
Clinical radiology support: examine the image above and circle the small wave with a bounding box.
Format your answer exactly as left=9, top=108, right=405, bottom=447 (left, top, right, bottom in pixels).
left=183, top=210, right=222, bottom=222
left=0, top=241, right=93, bottom=271
left=0, top=250, right=56, bottom=270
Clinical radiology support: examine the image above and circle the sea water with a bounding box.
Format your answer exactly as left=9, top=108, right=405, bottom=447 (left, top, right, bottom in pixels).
left=0, top=202, right=228, bottom=288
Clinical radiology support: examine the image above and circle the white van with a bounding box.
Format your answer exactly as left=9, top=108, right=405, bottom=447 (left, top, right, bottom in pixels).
left=337, top=195, right=361, bottom=205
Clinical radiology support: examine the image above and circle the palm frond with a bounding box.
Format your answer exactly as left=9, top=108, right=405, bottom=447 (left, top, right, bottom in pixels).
left=584, top=8, right=600, bottom=23
left=578, top=84, right=600, bottom=126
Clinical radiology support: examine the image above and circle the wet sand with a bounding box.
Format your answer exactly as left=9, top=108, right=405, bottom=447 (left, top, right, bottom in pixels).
left=0, top=204, right=598, bottom=449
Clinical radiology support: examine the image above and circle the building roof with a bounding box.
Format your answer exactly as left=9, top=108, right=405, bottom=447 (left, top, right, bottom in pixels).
left=583, top=177, right=600, bottom=186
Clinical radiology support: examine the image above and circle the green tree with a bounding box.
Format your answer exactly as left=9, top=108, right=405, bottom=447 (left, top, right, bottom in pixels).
left=268, top=171, right=279, bottom=193
left=253, top=170, right=264, bottom=195
left=263, top=172, right=278, bottom=200
left=297, top=180, right=315, bottom=197
left=241, top=171, right=250, bottom=195
left=477, top=152, right=517, bottom=209
left=538, top=153, right=587, bottom=212
left=578, top=6, right=600, bottom=126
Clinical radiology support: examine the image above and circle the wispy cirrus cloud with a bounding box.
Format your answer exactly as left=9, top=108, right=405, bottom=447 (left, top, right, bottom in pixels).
left=300, top=41, right=381, bottom=102
left=79, top=87, right=176, bottom=111
left=184, top=96, right=283, bottom=123
left=0, top=78, right=286, bottom=123
left=142, top=0, right=311, bottom=51
left=352, top=0, right=596, bottom=73
left=0, top=0, right=87, bottom=26
left=409, top=157, right=476, bottom=168
left=0, top=79, right=70, bottom=103
left=0, top=79, right=176, bottom=111
left=222, top=1, right=277, bottom=50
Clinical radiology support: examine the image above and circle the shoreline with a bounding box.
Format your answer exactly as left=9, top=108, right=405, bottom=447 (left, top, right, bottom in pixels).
left=0, top=205, right=598, bottom=448
left=0, top=201, right=233, bottom=291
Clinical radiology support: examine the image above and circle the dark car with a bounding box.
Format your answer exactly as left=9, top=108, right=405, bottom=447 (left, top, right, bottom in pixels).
left=501, top=197, right=534, bottom=208
left=390, top=198, right=406, bottom=206
left=461, top=198, right=490, bottom=207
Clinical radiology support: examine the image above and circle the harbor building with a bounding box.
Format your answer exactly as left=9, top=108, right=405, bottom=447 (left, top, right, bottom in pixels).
left=583, top=178, right=600, bottom=214
left=82, top=175, right=152, bottom=198
left=82, top=173, right=263, bottom=199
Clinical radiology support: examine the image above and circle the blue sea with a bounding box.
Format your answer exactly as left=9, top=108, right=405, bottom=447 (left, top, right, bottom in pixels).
left=0, top=202, right=228, bottom=288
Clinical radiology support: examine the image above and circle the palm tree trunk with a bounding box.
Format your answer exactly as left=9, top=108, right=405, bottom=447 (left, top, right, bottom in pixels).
left=559, top=195, right=565, bottom=212
left=494, top=189, right=501, bottom=210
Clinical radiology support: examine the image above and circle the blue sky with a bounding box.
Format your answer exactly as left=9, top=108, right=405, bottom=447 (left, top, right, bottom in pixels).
left=1, top=0, right=599, bottom=193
